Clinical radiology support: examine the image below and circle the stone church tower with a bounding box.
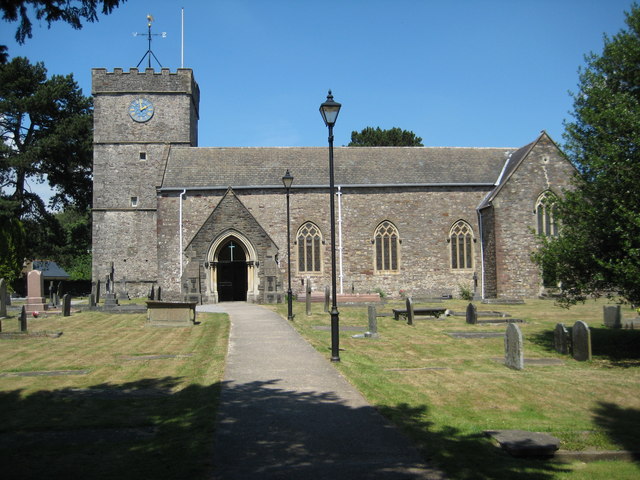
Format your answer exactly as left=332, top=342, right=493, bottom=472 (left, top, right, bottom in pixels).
left=91, top=68, right=199, bottom=296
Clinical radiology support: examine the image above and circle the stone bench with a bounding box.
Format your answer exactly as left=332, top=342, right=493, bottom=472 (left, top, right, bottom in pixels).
left=146, top=301, right=197, bottom=326
left=392, top=307, right=447, bottom=320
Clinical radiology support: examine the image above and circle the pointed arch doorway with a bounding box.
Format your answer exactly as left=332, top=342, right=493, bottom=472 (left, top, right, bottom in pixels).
left=216, top=239, right=248, bottom=301
left=206, top=231, right=260, bottom=303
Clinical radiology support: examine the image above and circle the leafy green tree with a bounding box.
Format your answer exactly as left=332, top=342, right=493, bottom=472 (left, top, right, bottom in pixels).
left=0, top=56, right=93, bottom=219
left=533, top=4, right=640, bottom=306
left=348, top=127, right=423, bottom=147
left=1, top=0, right=126, bottom=62
left=0, top=202, right=26, bottom=288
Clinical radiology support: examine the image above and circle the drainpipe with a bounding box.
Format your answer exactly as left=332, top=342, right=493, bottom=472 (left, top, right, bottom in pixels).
left=477, top=208, right=485, bottom=299
left=179, top=189, right=186, bottom=278
left=337, top=186, right=344, bottom=294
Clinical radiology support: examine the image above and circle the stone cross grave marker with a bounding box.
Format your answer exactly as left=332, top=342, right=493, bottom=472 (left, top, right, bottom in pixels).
left=306, top=279, right=312, bottom=316
left=405, top=296, right=415, bottom=325
left=367, top=305, right=379, bottom=338
left=20, top=305, right=27, bottom=332
left=26, top=270, right=47, bottom=314
left=0, top=277, right=7, bottom=317
left=553, top=323, right=571, bottom=355
left=466, top=303, right=477, bottom=325
left=572, top=321, right=592, bottom=361
left=603, top=305, right=622, bottom=329
left=62, top=293, right=72, bottom=317
left=504, top=323, right=524, bottom=370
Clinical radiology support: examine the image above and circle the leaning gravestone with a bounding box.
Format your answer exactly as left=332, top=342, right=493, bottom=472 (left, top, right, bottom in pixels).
left=553, top=323, right=571, bottom=355
left=20, top=306, right=27, bottom=332
left=26, top=270, right=47, bottom=314
left=406, top=296, right=415, bottom=325
left=466, top=303, right=477, bottom=325
left=62, top=293, right=71, bottom=317
left=0, top=278, right=7, bottom=317
left=367, top=305, right=379, bottom=338
left=504, top=323, right=524, bottom=370
left=572, top=321, right=592, bottom=361
left=603, top=305, right=622, bottom=329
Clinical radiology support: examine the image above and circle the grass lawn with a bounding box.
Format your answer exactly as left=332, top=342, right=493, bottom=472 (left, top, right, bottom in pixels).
left=0, top=309, right=229, bottom=480
left=271, top=298, right=640, bottom=480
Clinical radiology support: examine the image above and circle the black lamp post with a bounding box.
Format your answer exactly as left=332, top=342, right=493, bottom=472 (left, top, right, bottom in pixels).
left=319, top=90, right=342, bottom=362
left=282, top=169, right=294, bottom=321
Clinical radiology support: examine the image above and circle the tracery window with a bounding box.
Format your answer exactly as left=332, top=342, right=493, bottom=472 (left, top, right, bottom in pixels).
left=536, top=191, right=558, bottom=236
left=450, top=220, right=474, bottom=270
left=374, top=221, right=399, bottom=272
left=297, top=222, right=322, bottom=273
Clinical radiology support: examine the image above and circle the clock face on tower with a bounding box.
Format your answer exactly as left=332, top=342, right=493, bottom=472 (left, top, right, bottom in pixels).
left=128, top=98, right=155, bottom=122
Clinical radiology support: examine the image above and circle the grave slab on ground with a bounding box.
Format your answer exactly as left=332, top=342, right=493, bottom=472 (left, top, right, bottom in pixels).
left=484, top=430, right=560, bottom=457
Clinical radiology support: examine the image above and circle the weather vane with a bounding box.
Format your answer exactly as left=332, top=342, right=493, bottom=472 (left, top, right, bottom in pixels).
left=133, top=14, right=166, bottom=69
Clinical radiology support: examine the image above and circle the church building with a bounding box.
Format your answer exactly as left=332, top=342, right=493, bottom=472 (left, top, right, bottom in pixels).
left=91, top=67, right=574, bottom=303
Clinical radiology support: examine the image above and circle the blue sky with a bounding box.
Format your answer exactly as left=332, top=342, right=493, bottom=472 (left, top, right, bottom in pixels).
left=1, top=0, right=636, bottom=149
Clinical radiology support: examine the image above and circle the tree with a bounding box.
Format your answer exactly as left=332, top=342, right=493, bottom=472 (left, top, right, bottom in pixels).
left=0, top=56, right=93, bottom=220
left=348, top=127, right=423, bottom=147
left=533, top=4, right=640, bottom=306
left=1, top=0, right=126, bottom=62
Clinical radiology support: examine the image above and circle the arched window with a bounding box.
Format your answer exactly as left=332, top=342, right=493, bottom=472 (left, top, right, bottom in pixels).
left=450, top=220, right=474, bottom=270
left=297, top=222, right=322, bottom=273
left=374, top=221, right=399, bottom=272
left=536, top=191, right=558, bottom=236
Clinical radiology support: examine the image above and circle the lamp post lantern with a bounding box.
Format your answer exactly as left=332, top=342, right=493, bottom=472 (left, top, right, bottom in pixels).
left=319, top=90, right=342, bottom=362
left=282, top=170, right=294, bottom=321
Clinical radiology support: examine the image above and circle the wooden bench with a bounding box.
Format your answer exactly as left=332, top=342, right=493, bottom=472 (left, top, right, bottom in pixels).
left=392, top=307, right=447, bottom=320
left=146, top=301, right=197, bottom=326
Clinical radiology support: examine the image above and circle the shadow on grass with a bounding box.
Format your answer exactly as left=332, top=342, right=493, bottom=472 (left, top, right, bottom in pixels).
left=593, top=402, right=640, bottom=463
left=0, top=377, right=221, bottom=480
left=530, top=327, right=640, bottom=366
left=0, top=376, right=573, bottom=480
left=378, top=403, right=570, bottom=480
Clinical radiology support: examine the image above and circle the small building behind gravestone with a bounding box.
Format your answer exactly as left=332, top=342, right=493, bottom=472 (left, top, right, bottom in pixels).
left=91, top=67, right=576, bottom=304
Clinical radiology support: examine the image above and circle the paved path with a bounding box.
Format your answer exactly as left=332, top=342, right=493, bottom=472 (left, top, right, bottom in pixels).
left=200, top=302, right=444, bottom=479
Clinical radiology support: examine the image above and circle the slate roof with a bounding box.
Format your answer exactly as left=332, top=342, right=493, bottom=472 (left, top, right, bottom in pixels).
left=160, top=146, right=515, bottom=190
left=31, top=261, right=70, bottom=280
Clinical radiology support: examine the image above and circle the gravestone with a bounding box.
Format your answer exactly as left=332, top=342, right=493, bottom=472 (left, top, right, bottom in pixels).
left=95, top=279, right=101, bottom=304
left=103, top=263, right=119, bottom=309
left=117, top=277, right=129, bottom=301
left=157, top=286, right=162, bottom=301
left=324, top=286, right=330, bottom=313
left=367, top=305, right=379, bottom=338
left=0, top=278, right=6, bottom=317
left=406, top=296, right=415, bottom=325
left=20, top=306, right=27, bottom=332
left=466, top=303, right=477, bottom=325
left=553, top=323, right=571, bottom=355
left=26, top=270, right=47, bottom=314
left=504, top=323, right=524, bottom=370
left=149, top=285, right=155, bottom=300
left=306, top=280, right=312, bottom=316
left=89, top=293, right=96, bottom=308
left=572, top=321, right=592, bottom=361
left=49, top=280, right=55, bottom=306
left=62, top=293, right=72, bottom=317
left=603, top=305, right=622, bottom=329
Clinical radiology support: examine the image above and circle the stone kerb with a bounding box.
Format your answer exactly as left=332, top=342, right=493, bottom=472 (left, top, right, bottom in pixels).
left=572, top=321, right=592, bottom=362
left=504, top=323, right=524, bottom=370
left=26, top=270, right=47, bottom=314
